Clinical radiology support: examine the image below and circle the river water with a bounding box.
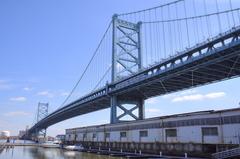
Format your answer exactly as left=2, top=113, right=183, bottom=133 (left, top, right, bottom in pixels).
left=0, top=146, right=123, bottom=159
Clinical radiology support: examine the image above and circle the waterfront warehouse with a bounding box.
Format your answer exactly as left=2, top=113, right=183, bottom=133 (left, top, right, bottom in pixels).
left=65, top=108, right=240, bottom=157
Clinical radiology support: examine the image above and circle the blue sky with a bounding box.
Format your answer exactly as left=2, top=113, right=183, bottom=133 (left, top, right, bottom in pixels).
left=0, top=0, right=240, bottom=136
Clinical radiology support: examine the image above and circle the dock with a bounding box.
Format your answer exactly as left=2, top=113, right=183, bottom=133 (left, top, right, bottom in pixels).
left=0, top=143, right=38, bottom=147
left=78, top=148, right=207, bottom=159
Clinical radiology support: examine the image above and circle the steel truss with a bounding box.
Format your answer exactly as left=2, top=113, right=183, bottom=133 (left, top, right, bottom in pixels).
left=35, top=102, right=49, bottom=139
left=111, top=15, right=144, bottom=123
left=26, top=20, right=240, bottom=136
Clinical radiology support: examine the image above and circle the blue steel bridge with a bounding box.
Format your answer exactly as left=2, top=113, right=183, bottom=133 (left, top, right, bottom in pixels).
left=25, top=0, right=240, bottom=138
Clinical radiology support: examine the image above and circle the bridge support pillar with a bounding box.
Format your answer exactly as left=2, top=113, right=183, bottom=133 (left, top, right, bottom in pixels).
left=110, top=96, right=145, bottom=124
left=111, top=14, right=142, bottom=81
left=111, top=14, right=144, bottom=123
left=34, top=102, right=48, bottom=142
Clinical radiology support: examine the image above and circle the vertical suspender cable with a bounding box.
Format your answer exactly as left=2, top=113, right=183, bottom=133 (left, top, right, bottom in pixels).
left=161, top=8, right=166, bottom=59
left=172, top=5, right=177, bottom=54
left=229, top=0, right=236, bottom=26
left=199, top=16, right=204, bottom=41
left=237, top=9, right=240, bottom=24
left=149, top=10, right=153, bottom=63
left=143, top=11, right=148, bottom=66
left=154, top=9, right=160, bottom=62
left=175, top=3, right=180, bottom=51
left=130, top=13, right=133, bottom=22
left=226, top=9, right=231, bottom=29
left=215, top=0, right=222, bottom=33
left=168, top=5, right=173, bottom=55
left=134, top=13, right=137, bottom=23
left=184, top=0, right=190, bottom=47
left=193, top=0, right=199, bottom=43
left=204, top=0, right=211, bottom=38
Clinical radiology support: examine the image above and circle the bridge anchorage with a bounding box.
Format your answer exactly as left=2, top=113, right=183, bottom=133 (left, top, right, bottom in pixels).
left=110, top=14, right=144, bottom=123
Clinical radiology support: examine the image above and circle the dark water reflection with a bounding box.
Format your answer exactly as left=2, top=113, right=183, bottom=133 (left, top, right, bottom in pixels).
left=0, top=146, right=123, bottom=159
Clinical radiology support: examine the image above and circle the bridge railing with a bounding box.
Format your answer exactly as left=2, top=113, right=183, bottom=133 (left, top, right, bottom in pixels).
left=28, top=23, right=240, bottom=135
left=33, top=25, right=240, bottom=130
left=34, top=87, right=108, bottom=125
left=212, top=147, right=240, bottom=159
left=108, top=25, right=240, bottom=93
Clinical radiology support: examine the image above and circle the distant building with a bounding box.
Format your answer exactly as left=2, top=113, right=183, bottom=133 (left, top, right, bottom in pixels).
left=56, top=134, right=65, bottom=141
left=47, top=136, right=55, bottom=141
left=18, top=130, right=26, bottom=138
left=0, top=131, right=10, bottom=138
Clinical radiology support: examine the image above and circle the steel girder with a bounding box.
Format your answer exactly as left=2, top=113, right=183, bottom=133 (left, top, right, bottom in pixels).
left=27, top=26, right=240, bottom=137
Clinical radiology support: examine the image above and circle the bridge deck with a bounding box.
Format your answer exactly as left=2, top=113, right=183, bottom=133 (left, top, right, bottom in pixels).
left=27, top=26, right=240, bottom=134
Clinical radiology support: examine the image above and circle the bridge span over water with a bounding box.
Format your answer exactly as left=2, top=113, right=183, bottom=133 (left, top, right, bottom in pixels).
left=25, top=0, right=240, bottom=138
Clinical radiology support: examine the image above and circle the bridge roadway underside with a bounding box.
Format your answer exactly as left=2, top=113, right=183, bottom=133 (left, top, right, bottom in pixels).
left=27, top=28, right=240, bottom=135
left=118, top=44, right=240, bottom=99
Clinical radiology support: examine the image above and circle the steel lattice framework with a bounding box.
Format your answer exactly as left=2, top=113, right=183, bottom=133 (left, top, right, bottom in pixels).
left=112, top=15, right=142, bottom=81
left=34, top=103, right=49, bottom=139
left=22, top=0, right=240, bottom=138
left=25, top=26, right=240, bottom=137
left=111, top=15, right=144, bottom=123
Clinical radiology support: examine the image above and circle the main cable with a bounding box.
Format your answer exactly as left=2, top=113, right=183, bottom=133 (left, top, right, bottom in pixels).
left=118, top=0, right=183, bottom=17
left=92, top=65, right=112, bottom=92
left=59, top=21, right=112, bottom=108
left=143, top=8, right=240, bottom=24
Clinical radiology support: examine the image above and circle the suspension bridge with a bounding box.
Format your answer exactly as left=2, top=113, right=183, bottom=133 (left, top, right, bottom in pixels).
left=24, top=0, right=240, bottom=139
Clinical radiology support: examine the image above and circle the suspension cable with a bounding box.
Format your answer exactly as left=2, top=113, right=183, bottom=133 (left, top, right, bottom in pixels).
left=142, top=8, right=240, bottom=24
left=204, top=0, right=211, bottom=37
left=184, top=0, right=190, bottom=47
left=118, top=0, right=183, bottom=17
left=59, top=21, right=112, bottom=108
left=92, top=66, right=112, bottom=91
left=215, top=0, right=222, bottom=33
left=229, top=0, right=236, bottom=26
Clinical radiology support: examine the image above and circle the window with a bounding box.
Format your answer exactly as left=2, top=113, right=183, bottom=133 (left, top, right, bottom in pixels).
left=166, top=129, right=177, bottom=137
left=202, top=127, right=218, bottom=136
left=120, top=132, right=127, bottom=138
left=83, top=133, right=87, bottom=138
left=105, top=132, right=110, bottom=138
left=92, top=133, right=96, bottom=138
left=139, top=130, right=148, bottom=137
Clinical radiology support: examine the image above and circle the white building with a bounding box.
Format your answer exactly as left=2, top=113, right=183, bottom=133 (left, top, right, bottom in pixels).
left=0, top=131, right=10, bottom=138
left=65, top=108, right=240, bottom=156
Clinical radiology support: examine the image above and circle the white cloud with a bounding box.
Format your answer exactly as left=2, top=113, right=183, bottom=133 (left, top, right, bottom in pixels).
left=162, top=89, right=197, bottom=99
left=60, top=92, right=69, bottom=96
left=37, top=91, right=54, bottom=98
left=0, top=80, right=12, bottom=90
left=146, top=108, right=161, bottom=113
left=172, top=94, right=204, bottom=102
left=179, top=89, right=197, bottom=95
left=9, top=96, right=27, bottom=102
left=162, top=94, right=174, bottom=99
left=23, top=87, right=32, bottom=91
left=4, top=111, right=30, bottom=117
left=146, top=98, right=158, bottom=104
left=172, top=92, right=226, bottom=102
left=205, top=92, right=226, bottom=99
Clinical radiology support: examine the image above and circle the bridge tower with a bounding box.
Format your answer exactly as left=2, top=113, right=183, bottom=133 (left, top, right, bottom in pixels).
left=35, top=102, right=49, bottom=141
left=111, top=14, right=144, bottom=123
